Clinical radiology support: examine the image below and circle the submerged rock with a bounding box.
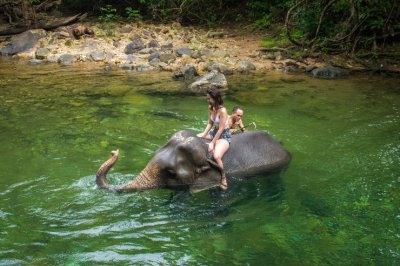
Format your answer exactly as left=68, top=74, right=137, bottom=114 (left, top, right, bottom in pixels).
left=311, top=66, right=349, bottom=79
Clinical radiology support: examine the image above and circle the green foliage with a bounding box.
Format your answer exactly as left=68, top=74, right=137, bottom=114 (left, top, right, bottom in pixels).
left=56, top=0, right=398, bottom=53
left=99, top=5, right=120, bottom=22
left=254, top=14, right=272, bottom=30
left=126, top=7, right=142, bottom=21
left=260, top=32, right=290, bottom=48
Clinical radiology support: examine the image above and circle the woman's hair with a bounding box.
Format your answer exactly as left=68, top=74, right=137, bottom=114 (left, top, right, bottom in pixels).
left=207, top=88, right=223, bottom=111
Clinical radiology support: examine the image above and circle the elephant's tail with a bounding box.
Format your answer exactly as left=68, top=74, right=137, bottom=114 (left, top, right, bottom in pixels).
left=96, top=149, right=119, bottom=189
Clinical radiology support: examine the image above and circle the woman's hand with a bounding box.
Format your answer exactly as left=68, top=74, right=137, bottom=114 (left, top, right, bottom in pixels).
left=208, top=142, right=215, bottom=153
left=196, top=132, right=205, bottom=138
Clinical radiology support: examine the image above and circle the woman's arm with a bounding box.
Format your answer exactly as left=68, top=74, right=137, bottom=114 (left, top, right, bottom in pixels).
left=198, top=111, right=213, bottom=138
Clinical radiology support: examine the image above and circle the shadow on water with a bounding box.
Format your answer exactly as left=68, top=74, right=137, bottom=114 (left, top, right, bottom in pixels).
left=166, top=172, right=285, bottom=218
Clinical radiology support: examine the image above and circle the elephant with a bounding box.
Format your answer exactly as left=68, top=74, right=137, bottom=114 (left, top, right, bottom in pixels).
left=96, top=130, right=291, bottom=193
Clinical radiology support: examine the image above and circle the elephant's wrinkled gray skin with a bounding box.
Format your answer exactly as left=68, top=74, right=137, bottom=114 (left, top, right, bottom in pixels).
left=96, top=130, right=291, bottom=193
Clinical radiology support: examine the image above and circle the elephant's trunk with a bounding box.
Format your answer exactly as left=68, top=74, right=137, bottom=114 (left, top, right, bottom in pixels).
left=96, top=149, right=119, bottom=189
left=96, top=150, right=164, bottom=192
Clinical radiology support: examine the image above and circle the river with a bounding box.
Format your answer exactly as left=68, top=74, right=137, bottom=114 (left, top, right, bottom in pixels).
left=0, top=59, right=399, bottom=265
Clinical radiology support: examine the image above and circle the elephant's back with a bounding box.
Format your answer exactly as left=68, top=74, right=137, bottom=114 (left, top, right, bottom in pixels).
left=223, top=131, right=290, bottom=177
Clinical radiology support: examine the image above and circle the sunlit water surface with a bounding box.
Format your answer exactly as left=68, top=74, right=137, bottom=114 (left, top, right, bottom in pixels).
left=0, top=59, right=399, bottom=265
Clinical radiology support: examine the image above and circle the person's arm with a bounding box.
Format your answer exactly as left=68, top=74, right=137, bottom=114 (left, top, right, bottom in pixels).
left=198, top=111, right=213, bottom=138
left=239, top=120, right=246, bottom=132
left=227, top=115, right=236, bottom=134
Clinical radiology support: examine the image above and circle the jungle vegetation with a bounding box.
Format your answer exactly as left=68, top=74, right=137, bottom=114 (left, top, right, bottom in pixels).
left=1, top=0, right=399, bottom=55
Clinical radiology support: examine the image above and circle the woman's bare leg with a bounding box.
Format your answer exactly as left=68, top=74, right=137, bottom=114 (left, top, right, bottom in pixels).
left=213, top=139, right=230, bottom=190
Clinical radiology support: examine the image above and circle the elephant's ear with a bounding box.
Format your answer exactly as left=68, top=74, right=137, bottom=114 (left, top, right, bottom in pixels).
left=190, top=159, right=222, bottom=193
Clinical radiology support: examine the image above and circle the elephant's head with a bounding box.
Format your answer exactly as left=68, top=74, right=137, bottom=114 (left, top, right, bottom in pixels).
left=96, top=130, right=223, bottom=193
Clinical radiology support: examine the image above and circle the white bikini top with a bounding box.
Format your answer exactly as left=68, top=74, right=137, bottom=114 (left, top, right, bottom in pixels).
left=211, top=112, right=229, bottom=128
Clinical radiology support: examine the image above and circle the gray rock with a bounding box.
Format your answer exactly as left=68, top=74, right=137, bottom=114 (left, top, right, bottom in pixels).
left=90, top=50, right=106, bottom=62
left=124, top=37, right=146, bottom=54
left=173, top=65, right=198, bottom=82
left=188, top=70, right=228, bottom=93
left=58, top=54, right=75, bottom=65
left=1, top=29, right=47, bottom=56
left=138, top=48, right=154, bottom=54
left=127, top=54, right=138, bottom=63
left=35, top=48, right=50, bottom=60
left=148, top=52, right=160, bottom=62
left=148, top=39, right=159, bottom=48
left=175, top=47, right=193, bottom=57
left=161, top=43, right=173, bottom=50
left=159, top=53, right=176, bottom=63
left=311, top=66, right=349, bottom=79
left=207, top=63, right=233, bottom=75
left=149, top=58, right=161, bottom=66
left=236, top=60, right=256, bottom=74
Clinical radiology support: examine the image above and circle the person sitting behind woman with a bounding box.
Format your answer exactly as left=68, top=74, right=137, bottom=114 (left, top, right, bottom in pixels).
left=197, top=88, right=231, bottom=190
left=228, top=106, right=246, bottom=134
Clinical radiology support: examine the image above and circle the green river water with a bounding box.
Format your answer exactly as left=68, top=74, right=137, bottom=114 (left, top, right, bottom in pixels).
left=0, top=59, right=399, bottom=265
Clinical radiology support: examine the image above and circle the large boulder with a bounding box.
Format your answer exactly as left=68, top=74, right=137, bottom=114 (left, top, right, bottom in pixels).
left=188, top=70, right=228, bottom=93
left=1, top=29, right=47, bottom=56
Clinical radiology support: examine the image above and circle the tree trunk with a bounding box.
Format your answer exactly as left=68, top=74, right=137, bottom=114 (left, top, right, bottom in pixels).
left=0, top=13, right=87, bottom=36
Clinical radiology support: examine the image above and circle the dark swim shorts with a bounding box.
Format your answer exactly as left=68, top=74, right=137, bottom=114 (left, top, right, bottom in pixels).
left=208, top=128, right=232, bottom=144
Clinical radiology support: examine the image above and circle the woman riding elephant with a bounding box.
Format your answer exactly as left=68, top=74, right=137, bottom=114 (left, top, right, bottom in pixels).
left=197, top=88, right=231, bottom=190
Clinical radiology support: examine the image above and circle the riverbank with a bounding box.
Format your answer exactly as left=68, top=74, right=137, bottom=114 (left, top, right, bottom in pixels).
left=1, top=20, right=399, bottom=77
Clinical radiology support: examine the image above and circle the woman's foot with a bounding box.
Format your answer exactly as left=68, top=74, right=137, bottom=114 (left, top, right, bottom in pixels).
left=220, top=176, right=228, bottom=191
